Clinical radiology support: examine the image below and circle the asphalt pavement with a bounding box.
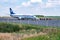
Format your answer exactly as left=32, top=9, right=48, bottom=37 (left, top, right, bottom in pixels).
left=0, top=17, right=60, bottom=27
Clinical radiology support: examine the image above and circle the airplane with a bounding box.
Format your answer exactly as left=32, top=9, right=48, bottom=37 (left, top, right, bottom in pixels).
left=10, top=8, right=39, bottom=20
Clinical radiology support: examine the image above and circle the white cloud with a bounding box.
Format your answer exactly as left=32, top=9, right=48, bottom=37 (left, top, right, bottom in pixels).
left=9, top=0, right=18, bottom=3
left=21, top=0, right=42, bottom=7
left=22, top=1, right=31, bottom=7
left=0, top=0, right=18, bottom=3
left=30, top=0, right=42, bottom=3
left=46, top=0, right=60, bottom=8
left=21, top=0, right=60, bottom=8
left=0, top=0, right=60, bottom=16
left=46, top=2, right=53, bottom=8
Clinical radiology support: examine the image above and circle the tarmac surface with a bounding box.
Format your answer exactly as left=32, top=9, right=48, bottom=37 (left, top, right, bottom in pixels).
left=0, top=17, right=60, bottom=27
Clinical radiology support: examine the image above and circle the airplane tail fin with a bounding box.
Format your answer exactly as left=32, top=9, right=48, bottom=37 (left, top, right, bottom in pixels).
left=10, top=8, right=15, bottom=15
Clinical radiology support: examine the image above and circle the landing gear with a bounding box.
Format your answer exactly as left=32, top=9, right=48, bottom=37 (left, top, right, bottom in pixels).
left=18, top=18, right=25, bottom=20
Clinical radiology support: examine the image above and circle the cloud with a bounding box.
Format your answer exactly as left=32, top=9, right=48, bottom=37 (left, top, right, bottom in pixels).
left=46, top=0, right=60, bottom=8
left=8, top=0, right=18, bottom=3
left=0, top=0, right=18, bottom=3
left=21, top=0, right=42, bottom=7
left=22, top=1, right=31, bottom=7
left=30, top=0, right=42, bottom=3
left=21, top=0, right=60, bottom=8
left=0, top=0, right=60, bottom=16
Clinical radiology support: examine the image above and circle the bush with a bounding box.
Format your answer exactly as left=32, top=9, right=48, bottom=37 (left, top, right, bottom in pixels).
left=0, top=22, right=20, bottom=33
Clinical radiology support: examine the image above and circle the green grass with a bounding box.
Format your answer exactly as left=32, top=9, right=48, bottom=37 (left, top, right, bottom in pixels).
left=18, top=24, right=60, bottom=40
left=0, top=22, right=20, bottom=33
left=18, top=23, right=60, bottom=40
left=36, top=15, right=60, bottom=19
left=0, top=22, right=60, bottom=40
left=44, top=16, right=60, bottom=19
left=22, top=29, right=60, bottom=40
left=22, top=34, right=60, bottom=40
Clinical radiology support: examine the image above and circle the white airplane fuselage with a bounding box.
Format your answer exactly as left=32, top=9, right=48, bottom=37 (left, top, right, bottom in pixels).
left=10, top=8, right=39, bottom=20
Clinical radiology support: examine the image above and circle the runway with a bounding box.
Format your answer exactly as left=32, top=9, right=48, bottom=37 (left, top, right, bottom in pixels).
left=0, top=17, right=60, bottom=27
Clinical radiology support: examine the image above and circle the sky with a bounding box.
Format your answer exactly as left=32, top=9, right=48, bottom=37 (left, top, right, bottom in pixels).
left=0, top=0, right=60, bottom=16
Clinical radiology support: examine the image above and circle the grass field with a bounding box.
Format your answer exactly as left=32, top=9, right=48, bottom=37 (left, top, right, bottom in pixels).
left=45, top=16, right=60, bottom=19
left=0, top=22, right=60, bottom=40
left=20, top=24, right=60, bottom=40
left=35, top=15, right=60, bottom=20
left=22, top=28, right=60, bottom=40
left=22, top=33, right=60, bottom=40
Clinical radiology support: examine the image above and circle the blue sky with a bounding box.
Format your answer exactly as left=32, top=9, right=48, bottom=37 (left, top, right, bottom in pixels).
left=0, top=0, right=60, bottom=16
